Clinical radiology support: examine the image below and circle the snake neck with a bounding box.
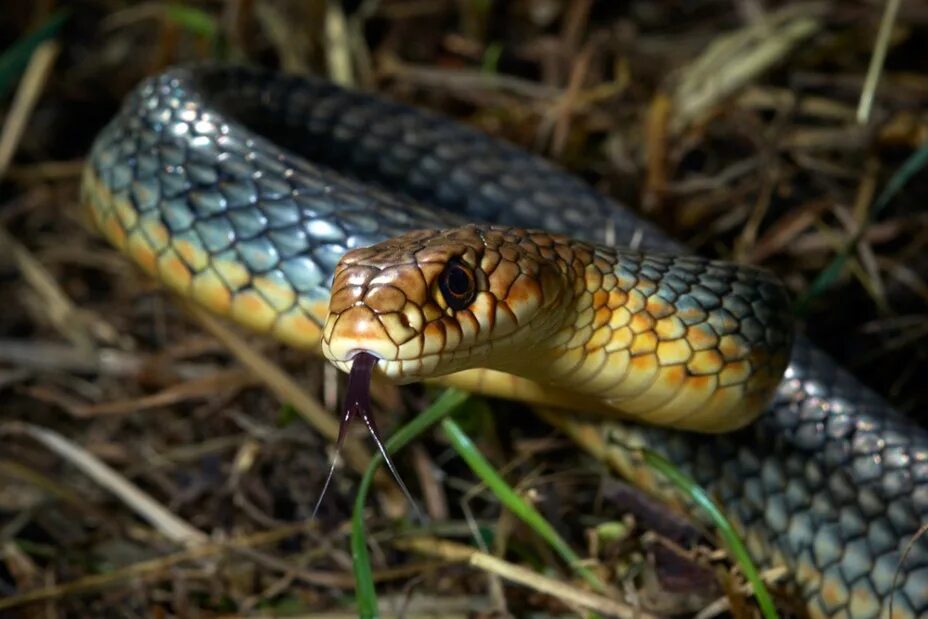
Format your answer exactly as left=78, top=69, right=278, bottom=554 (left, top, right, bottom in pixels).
left=529, top=247, right=794, bottom=432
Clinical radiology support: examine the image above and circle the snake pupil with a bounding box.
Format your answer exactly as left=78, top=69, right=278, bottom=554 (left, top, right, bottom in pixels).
left=439, top=259, right=476, bottom=311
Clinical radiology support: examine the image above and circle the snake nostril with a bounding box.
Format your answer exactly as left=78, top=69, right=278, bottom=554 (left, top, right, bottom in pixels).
left=397, top=313, right=410, bottom=329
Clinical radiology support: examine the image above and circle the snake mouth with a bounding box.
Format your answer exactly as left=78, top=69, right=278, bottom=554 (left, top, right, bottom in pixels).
left=342, top=349, right=399, bottom=378
left=326, top=349, right=436, bottom=383
left=345, top=348, right=382, bottom=362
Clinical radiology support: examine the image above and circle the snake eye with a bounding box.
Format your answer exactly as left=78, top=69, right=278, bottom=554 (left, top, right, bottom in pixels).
left=438, top=259, right=477, bottom=311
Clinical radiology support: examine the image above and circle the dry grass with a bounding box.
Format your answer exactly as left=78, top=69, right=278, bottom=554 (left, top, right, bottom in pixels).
left=0, top=1, right=926, bottom=616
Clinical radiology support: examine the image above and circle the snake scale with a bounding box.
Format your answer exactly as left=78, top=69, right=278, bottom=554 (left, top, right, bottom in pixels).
left=82, top=65, right=928, bottom=617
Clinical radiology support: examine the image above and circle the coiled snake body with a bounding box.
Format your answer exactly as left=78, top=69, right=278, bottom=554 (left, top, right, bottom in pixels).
left=82, top=66, right=928, bottom=617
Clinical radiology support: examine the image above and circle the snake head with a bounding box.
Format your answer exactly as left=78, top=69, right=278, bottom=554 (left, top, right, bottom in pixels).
left=321, top=224, right=573, bottom=381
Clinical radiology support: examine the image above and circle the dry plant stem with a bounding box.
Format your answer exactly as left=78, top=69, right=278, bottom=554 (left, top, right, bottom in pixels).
left=0, top=39, right=112, bottom=353
left=540, top=38, right=596, bottom=156
left=0, top=521, right=315, bottom=611
left=693, top=567, right=789, bottom=619
left=253, top=2, right=311, bottom=75
left=394, top=536, right=655, bottom=619
left=383, top=58, right=562, bottom=101
left=0, top=459, right=88, bottom=512
left=411, top=443, right=448, bottom=520
left=324, top=0, right=353, bottom=86
left=185, top=303, right=373, bottom=475
left=857, top=0, right=901, bottom=124
left=0, top=40, right=59, bottom=177
left=669, top=3, right=824, bottom=132
left=54, top=367, right=255, bottom=417
left=0, top=422, right=207, bottom=546
left=0, top=228, right=97, bottom=351
left=0, top=339, right=136, bottom=375
left=0, top=424, right=426, bottom=610
left=5, top=158, right=85, bottom=183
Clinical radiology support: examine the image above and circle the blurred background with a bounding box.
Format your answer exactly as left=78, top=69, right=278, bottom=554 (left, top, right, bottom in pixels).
left=0, top=1, right=926, bottom=616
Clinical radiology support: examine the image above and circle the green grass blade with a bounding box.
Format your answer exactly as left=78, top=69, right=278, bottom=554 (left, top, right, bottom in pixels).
left=640, top=448, right=779, bottom=619
left=0, top=10, right=69, bottom=99
left=796, top=141, right=928, bottom=313
left=350, top=388, right=471, bottom=619
left=165, top=4, right=218, bottom=39
left=440, top=416, right=607, bottom=594
left=481, top=42, right=503, bottom=74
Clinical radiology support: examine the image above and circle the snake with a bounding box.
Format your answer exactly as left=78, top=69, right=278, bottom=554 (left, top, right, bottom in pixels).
left=81, top=65, right=928, bottom=617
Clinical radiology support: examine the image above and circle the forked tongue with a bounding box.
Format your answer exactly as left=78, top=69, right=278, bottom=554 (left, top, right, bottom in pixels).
left=311, top=351, right=422, bottom=520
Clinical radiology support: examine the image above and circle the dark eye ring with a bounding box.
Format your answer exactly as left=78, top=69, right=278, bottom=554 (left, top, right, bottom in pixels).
left=438, top=259, right=477, bottom=311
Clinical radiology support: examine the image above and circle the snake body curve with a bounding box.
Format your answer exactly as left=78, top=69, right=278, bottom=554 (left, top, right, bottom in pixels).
left=82, top=65, right=928, bottom=617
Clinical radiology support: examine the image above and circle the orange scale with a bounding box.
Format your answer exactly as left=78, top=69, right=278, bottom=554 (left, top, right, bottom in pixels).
left=645, top=295, right=673, bottom=319
left=253, top=276, right=297, bottom=312
left=585, top=324, right=613, bottom=352
left=629, top=331, right=657, bottom=355
left=818, top=576, right=849, bottom=613
left=847, top=583, right=880, bottom=619
left=655, top=339, right=692, bottom=366
left=608, top=306, right=631, bottom=329
left=591, top=288, right=609, bottom=309
left=104, top=216, right=128, bottom=251
left=140, top=218, right=170, bottom=252
left=686, top=324, right=719, bottom=351
left=686, top=349, right=724, bottom=375
left=604, top=325, right=633, bottom=353
left=230, top=289, right=277, bottom=333
left=689, top=386, right=750, bottom=432
left=719, top=359, right=751, bottom=387
left=648, top=373, right=718, bottom=428
left=114, top=200, right=139, bottom=229
left=624, top=288, right=646, bottom=313
left=629, top=311, right=655, bottom=334
left=273, top=309, right=322, bottom=350
left=618, top=364, right=687, bottom=423
left=126, top=232, right=158, bottom=276
left=606, top=288, right=627, bottom=309
left=298, top=298, right=330, bottom=325
left=174, top=239, right=209, bottom=272
left=190, top=270, right=232, bottom=315
left=584, top=349, right=630, bottom=394
left=157, top=250, right=193, bottom=292
left=616, top=353, right=660, bottom=398
left=592, top=306, right=611, bottom=330
left=213, top=259, right=252, bottom=291
left=654, top=315, right=685, bottom=340
left=719, top=333, right=749, bottom=362
left=552, top=345, right=586, bottom=376
left=571, top=347, right=608, bottom=385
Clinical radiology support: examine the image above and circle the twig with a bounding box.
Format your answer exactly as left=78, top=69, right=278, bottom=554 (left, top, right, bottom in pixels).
left=857, top=0, right=901, bottom=124
left=0, top=227, right=101, bottom=351
left=0, top=521, right=315, bottom=611
left=394, top=536, right=654, bottom=619
left=669, top=3, right=825, bottom=132
left=0, top=422, right=207, bottom=546
left=383, top=59, right=562, bottom=101
left=325, top=0, right=353, bottom=85
left=0, top=40, right=59, bottom=178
